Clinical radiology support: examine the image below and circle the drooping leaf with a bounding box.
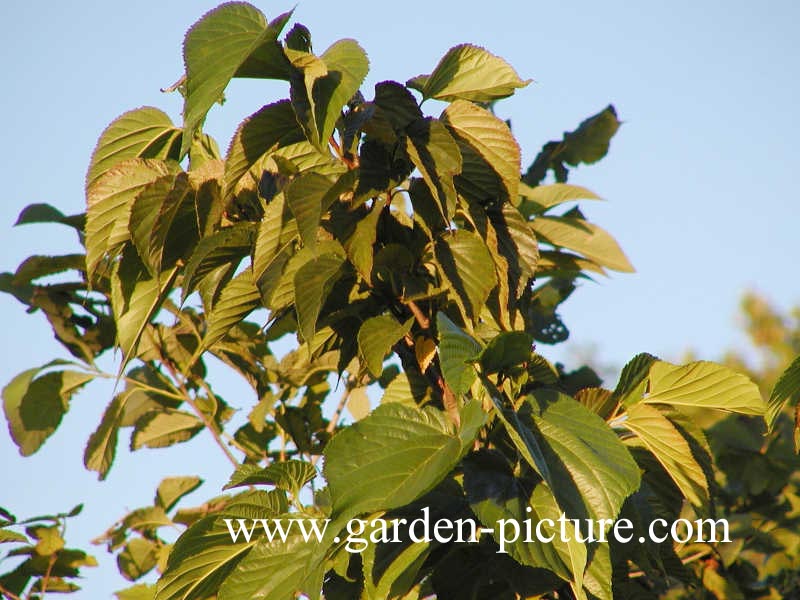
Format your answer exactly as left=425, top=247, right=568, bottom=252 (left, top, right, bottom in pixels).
left=414, top=44, right=530, bottom=103
left=436, top=312, right=481, bottom=396
left=405, top=118, right=462, bottom=220
left=530, top=216, right=634, bottom=273
left=200, top=269, right=262, bottom=352
left=181, top=3, right=292, bottom=156
left=357, top=315, right=414, bottom=377
left=643, top=361, right=764, bottom=415
left=3, top=366, right=93, bottom=457
left=285, top=172, right=334, bottom=248
left=224, top=460, right=316, bottom=495
left=84, top=391, right=130, bottom=480
left=525, top=390, right=640, bottom=521
left=87, top=107, right=182, bottom=188
left=435, top=229, right=497, bottom=322
left=441, top=99, right=520, bottom=202
left=293, top=252, right=345, bottom=342
left=86, top=159, right=178, bottom=281
left=479, top=331, right=534, bottom=374
left=118, top=538, right=159, bottom=581
left=13, top=254, right=85, bottom=285
left=289, top=39, right=370, bottom=151
left=129, top=172, right=193, bottom=276
left=621, top=403, right=709, bottom=508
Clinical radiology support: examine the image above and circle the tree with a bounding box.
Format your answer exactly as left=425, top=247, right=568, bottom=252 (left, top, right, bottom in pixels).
left=0, top=3, right=796, bottom=599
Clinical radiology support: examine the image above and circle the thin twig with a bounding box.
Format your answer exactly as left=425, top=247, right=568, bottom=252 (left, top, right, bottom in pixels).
left=311, top=381, right=353, bottom=466
left=406, top=300, right=430, bottom=330
left=38, top=554, right=57, bottom=599
left=161, top=74, right=186, bottom=93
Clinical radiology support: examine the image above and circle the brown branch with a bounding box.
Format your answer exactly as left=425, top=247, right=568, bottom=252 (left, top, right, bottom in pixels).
left=37, top=554, right=57, bottom=599
left=312, top=379, right=353, bottom=466
left=406, top=300, right=431, bottom=330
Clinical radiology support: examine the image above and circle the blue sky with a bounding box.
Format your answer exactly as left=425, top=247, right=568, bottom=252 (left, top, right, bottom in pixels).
left=1, top=0, right=798, bottom=595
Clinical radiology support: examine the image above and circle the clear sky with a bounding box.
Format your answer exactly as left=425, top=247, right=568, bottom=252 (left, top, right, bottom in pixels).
left=1, top=0, right=798, bottom=596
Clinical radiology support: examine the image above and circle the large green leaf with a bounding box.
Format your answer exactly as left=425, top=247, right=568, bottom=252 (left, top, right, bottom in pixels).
left=441, top=99, right=520, bottom=202
left=222, top=100, right=306, bottom=202
left=87, top=107, right=182, bottom=188
left=200, top=269, right=262, bottom=352
left=181, top=3, right=292, bottom=156
left=412, top=44, right=530, bottom=103
left=131, top=410, right=203, bottom=450
left=357, top=314, right=414, bottom=377
left=621, top=403, right=709, bottom=508
left=765, top=354, right=800, bottom=432
left=405, top=118, right=462, bottom=220
left=525, top=390, right=640, bottom=521
left=436, top=312, right=481, bottom=396
left=289, top=39, right=369, bottom=151
left=293, top=252, right=345, bottom=342
left=324, top=402, right=484, bottom=519
left=3, top=366, right=93, bottom=457
left=285, top=172, right=334, bottom=248
left=530, top=216, right=634, bottom=273
left=85, top=159, right=178, bottom=281
left=155, top=514, right=256, bottom=600
left=435, top=229, right=497, bottom=322
left=643, top=360, right=764, bottom=415
left=216, top=521, right=326, bottom=600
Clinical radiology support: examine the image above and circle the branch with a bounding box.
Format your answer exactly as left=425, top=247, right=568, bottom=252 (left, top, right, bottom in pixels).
left=0, top=583, right=22, bottom=600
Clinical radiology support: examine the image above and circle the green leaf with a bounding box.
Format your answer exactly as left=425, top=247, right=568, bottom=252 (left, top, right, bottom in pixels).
left=116, top=583, right=156, bottom=600
left=357, top=315, right=414, bottom=377
left=181, top=3, right=292, bottom=156
left=435, top=229, right=497, bottom=321
left=129, top=172, right=192, bottom=276
left=85, top=158, right=178, bottom=281
left=111, top=251, right=179, bottom=365
left=441, top=99, right=520, bottom=202
left=84, top=391, right=129, bottom=480
left=621, top=403, right=709, bottom=508
left=405, top=118, right=462, bottom=220
left=118, top=538, right=158, bottom=581
left=343, top=198, right=384, bottom=279
left=13, top=254, right=85, bottom=285
left=766, top=354, right=800, bottom=432
left=436, top=312, right=482, bottom=396
left=216, top=522, right=326, bottom=600
left=518, top=182, right=601, bottom=216
left=613, top=353, right=658, bottom=405
left=131, top=410, right=203, bottom=450
left=347, top=386, right=371, bottom=420
left=289, top=39, right=369, bottom=151
left=0, top=529, right=28, bottom=544
left=3, top=367, right=93, bottom=457
left=530, top=216, right=634, bottom=273
left=293, top=252, right=345, bottom=342
left=479, top=331, right=534, bottom=374
left=200, top=269, right=262, bottom=352
left=181, top=223, right=255, bottom=303
left=285, top=172, right=334, bottom=248
left=224, top=460, right=316, bottom=495
left=222, top=100, right=305, bottom=202
left=87, top=107, right=181, bottom=188
left=526, top=390, right=640, bottom=521
left=324, top=403, right=482, bottom=519
left=415, top=44, right=530, bottom=102
left=155, top=514, right=257, bottom=600
left=156, top=477, right=203, bottom=512
left=524, top=106, right=620, bottom=185
left=643, top=361, right=764, bottom=415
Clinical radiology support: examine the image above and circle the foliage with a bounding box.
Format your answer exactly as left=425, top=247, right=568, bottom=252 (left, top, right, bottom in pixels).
left=1, top=3, right=796, bottom=599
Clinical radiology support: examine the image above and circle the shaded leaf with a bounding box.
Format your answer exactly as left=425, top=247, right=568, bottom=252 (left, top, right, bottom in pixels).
left=357, top=315, right=414, bottom=377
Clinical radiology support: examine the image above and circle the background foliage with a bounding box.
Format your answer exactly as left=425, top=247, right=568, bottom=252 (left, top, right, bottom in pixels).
left=2, top=3, right=799, bottom=599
